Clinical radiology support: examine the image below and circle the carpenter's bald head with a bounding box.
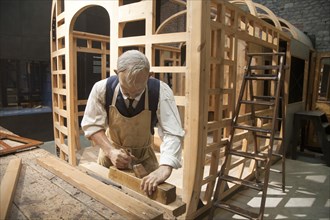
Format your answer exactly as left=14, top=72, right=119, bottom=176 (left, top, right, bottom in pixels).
left=116, top=50, right=151, bottom=98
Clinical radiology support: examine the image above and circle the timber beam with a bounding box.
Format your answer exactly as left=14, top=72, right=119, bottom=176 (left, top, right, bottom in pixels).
left=0, top=158, right=22, bottom=220
left=37, top=156, right=163, bottom=220
left=79, top=162, right=186, bottom=218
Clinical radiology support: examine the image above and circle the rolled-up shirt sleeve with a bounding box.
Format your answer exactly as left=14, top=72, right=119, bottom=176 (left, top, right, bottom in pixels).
left=157, top=81, right=185, bottom=169
left=81, top=79, right=108, bottom=138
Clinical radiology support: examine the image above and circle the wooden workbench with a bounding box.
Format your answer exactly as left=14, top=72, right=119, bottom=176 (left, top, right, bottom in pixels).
left=0, top=124, right=185, bottom=219
left=0, top=148, right=125, bottom=219
left=1, top=147, right=187, bottom=219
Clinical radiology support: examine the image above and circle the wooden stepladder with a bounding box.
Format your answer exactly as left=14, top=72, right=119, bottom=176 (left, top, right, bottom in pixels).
left=209, top=52, right=287, bottom=220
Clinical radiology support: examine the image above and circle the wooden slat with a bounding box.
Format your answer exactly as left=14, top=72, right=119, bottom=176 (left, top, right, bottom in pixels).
left=79, top=162, right=186, bottom=218
left=0, top=158, right=22, bottom=220
left=183, top=1, right=210, bottom=218
left=109, top=166, right=176, bottom=205
left=174, top=96, right=186, bottom=106
left=151, top=66, right=186, bottom=73
left=117, top=32, right=186, bottom=47
left=76, top=47, right=109, bottom=54
left=37, top=156, right=163, bottom=220
left=54, top=139, right=69, bottom=155
left=214, top=202, right=259, bottom=219
left=53, top=122, right=68, bottom=135
left=73, top=31, right=109, bottom=42
left=118, top=1, right=147, bottom=22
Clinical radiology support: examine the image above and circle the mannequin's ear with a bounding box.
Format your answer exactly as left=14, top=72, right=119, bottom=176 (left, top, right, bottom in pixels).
left=114, top=69, right=118, bottom=75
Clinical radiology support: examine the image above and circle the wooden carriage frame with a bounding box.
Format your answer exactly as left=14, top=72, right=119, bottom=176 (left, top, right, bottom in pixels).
left=49, top=0, right=318, bottom=218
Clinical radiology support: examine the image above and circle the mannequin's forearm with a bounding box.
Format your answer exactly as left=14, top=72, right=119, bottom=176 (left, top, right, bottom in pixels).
left=90, top=130, right=114, bottom=155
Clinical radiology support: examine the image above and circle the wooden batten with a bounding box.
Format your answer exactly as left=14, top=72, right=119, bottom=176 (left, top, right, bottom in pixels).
left=37, top=156, right=163, bottom=220
left=183, top=1, right=210, bottom=218
left=108, top=166, right=177, bottom=205
left=0, top=158, right=22, bottom=220
left=117, top=1, right=148, bottom=23
left=79, top=162, right=186, bottom=218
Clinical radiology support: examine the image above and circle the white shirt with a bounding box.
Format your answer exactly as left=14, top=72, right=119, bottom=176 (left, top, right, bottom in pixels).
left=81, top=78, right=185, bottom=169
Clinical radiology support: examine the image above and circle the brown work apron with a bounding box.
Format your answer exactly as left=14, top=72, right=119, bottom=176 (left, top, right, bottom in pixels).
left=97, top=84, right=159, bottom=173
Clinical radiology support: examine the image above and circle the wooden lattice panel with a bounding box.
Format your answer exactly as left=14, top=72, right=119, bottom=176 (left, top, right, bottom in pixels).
left=50, top=0, right=290, bottom=218
left=184, top=1, right=290, bottom=217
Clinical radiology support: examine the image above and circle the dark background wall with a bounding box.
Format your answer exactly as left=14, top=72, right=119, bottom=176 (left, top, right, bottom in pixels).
left=253, top=0, right=330, bottom=52
left=0, top=0, right=53, bottom=141
left=0, top=0, right=51, bottom=60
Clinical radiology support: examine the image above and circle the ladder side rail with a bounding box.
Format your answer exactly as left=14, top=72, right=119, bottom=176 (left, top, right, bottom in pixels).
left=247, top=54, right=264, bottom=181
left=209, top=53, right=287, bottom=220
left=279, top=71, right=286, bottom=192
left=211, top=55, right=253, bottom=211
left=267, top=54, right=285, bottom=158
left=258, top=54, right=285, bottom=217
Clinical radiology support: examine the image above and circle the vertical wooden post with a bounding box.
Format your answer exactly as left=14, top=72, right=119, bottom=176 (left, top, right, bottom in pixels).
left=183, top=0, right=209, bottom=217
left=67, top=12, right=77, bottom=165
left=110, top=1, right=119, bottom=73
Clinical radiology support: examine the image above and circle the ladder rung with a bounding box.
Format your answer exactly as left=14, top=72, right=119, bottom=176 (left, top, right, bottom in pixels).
left=250, top=65, right=281, bottom=70
left=256, top=134, right=283, bottom=140
left=270, top=168, right=282, bottom=173
left=234, top=125, right=271, bottom=133
left=272, top=152, right=283, bottom=157
left=255, top=115, right=282, bottom=121
left=241, top=100, right=275, bottom=106
left=245, top=74, right=278, bottom=80
left=247, top=52, right=285, bottom=56
left=254, top=95, right=278, bottom=100
left=220, top=175, right=263, bottom=191
left=213, top=202, right=260, bottom=220
left=259, top=152, right=283, bottom=159
left=229, top=150, right=267, bottom=161
left=268, top=183, right=284, bottom=190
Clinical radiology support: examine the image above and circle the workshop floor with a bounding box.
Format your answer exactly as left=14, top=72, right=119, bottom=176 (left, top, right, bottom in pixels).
left=211, top=156, right=330, bottom=220
left=40, top=140, right=330, bottom=219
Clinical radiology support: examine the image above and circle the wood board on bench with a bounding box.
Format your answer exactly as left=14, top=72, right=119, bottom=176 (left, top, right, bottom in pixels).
left=109, top=166, right=176, bottom=204
left=37, top=155, right=163, bottom=220
left=79, top=162, right=186, bottom=218
left=0, top=158, right=22, bottom=219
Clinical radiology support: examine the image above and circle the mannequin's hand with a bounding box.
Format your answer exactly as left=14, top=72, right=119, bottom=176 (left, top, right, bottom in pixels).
left=107, top=148, right=132, bottom=169
left=141, top=165, right=172, bottom=196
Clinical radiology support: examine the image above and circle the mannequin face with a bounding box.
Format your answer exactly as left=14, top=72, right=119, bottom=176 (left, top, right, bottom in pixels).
left=118, top=71, right=149, bottom=99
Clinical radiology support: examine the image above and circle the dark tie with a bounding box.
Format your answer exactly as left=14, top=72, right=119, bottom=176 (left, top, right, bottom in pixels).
left=128, top=98, right=134, bottom=114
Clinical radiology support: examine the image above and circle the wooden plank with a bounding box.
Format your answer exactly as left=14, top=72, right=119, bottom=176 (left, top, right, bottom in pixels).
left=0, top=148, right=121, bottom=219
left=79, top=162, right=186, bottom=218
left=183, top=1, right=210, bottom=218
left=118, top=32, right=186, bottom=47
left=174, top=96, right=186, bottom=106
left=151, top=66, right=186, bottom=73
left=73, top=31, right=109, bottom=42
left=108, top=166, right=176, bottom=205
left=37, top=156, right=163, bottom=220
left=67, top=27, right=77, bottom=166
left=0, top=158, right=22, bottom=220
left=118, top=1, right=147, bottom=22
left=76, top=47, right=109, bottom=54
